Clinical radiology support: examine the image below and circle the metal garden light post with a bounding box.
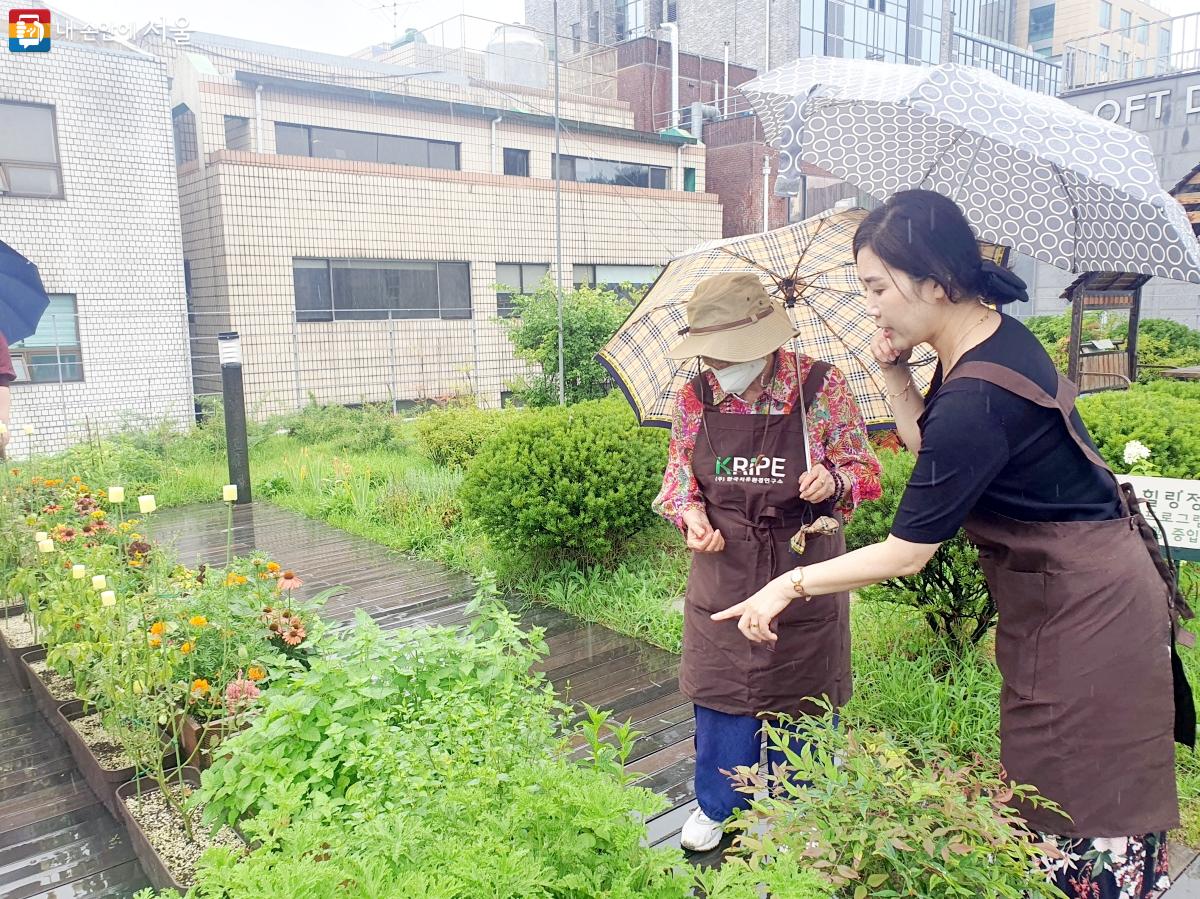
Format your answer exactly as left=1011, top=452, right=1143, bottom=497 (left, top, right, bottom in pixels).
left=218, top=331, right=251, bottom=505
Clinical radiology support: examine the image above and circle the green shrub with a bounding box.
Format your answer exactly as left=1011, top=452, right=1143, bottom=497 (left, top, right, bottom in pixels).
left=504, top=283, right=632, bottom=407
left=1024, top=312, right=1200, bottom=380
left=1078, top=384, right=1200, bottom=478
left=414, top=404, right=517, bottom=469
left=726, top=709, right=1063, bottom=899
left=280, top=402, right=412, bottom=453
left=844, top=451, right=994, bottom=649
left=461, top=395, right=667, bottom=563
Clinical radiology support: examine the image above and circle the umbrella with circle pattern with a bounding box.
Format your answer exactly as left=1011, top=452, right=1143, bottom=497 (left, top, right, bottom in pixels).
left=740, top=57, right=1200, bottom=285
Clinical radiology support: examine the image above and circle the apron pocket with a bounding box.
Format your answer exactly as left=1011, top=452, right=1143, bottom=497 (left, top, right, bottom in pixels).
left=991, top=569, right=1047, bottom=702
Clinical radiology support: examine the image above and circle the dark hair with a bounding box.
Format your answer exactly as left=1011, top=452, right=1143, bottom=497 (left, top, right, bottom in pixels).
left=853, top=190, right=1028, bottom=305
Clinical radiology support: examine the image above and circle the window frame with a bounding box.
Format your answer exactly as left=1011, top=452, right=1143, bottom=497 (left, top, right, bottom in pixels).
left=8, top=293, right=84, bottom=384
left=293, top=258, right=472, bottom=322
left=554, top=154, right=670, bottom=190
left=1099, top=0, right=1112, bottom=28
left=1027, top=4, right=1055, bottom=43
left=0, top=100, right=64, bottom=200
left=274, top=122, right=460, bottom=171
left=495, top=263, right=549, bottom=318
left=503, top=147, right=530, bottom=177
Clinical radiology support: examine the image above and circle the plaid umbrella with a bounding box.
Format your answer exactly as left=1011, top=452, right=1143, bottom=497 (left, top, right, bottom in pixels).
left=600, top=208, right=1011, bottom=430
left=740, top=58, right=1200, bottom=284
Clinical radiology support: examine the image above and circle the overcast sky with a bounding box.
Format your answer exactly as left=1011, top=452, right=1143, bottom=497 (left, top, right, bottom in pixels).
left=58, top=0, right=527, bottom=55
left=57, top=0, right=1196, bottom=56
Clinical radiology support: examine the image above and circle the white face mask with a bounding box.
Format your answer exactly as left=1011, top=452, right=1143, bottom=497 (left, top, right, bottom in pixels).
left=710, top=358, right=767, bottom=396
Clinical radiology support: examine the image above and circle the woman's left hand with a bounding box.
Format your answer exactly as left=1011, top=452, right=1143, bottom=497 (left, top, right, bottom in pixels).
left=710, top=576, right=795, bottom=644
left=798, top=465, right=837, bottom=503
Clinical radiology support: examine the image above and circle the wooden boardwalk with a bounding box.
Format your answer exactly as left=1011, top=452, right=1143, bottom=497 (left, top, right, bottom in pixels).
left=150, top=503, right=710, bottom=856
left=0, top=666, right=151, bottom=897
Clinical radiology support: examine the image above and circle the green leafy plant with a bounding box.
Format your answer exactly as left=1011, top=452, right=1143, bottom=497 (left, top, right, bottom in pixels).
left=725, top=707, right=1066, bottom=899
left=844, top=451, right=994, bottom=649
left=461, top=394, right=668, bottom=564
left=1078, top=384, right=1200, bottom=479
left=414, top=403, right=519, bottom=469
left=503, top=282, right=632, bottom=407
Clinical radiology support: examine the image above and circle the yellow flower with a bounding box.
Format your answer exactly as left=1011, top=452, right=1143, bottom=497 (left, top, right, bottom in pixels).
left=148, top=635, right=161, bottom=648
left=149, top=621, right=166, bottom=635
left=247, top=666, right=266, bottom=681
left=224, top=572, right=248, bottom=587
left=189, top=615, right=208, bottom=628
left=91, top=510, right=106, bottom=521
left=180, top=642, right=193, bottom=655
left=190, top=678, right=209, bottom=696
left=266, top=561, right=281, bottom=573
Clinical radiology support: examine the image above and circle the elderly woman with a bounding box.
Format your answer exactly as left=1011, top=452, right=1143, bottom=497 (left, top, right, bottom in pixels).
left=715, top=191, right=1191, bottom=897
left=653, top=272, right=881, bottom=852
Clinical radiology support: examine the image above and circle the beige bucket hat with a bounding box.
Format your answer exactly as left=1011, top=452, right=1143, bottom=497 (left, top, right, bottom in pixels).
left=667, top=272, right=800, bottom=363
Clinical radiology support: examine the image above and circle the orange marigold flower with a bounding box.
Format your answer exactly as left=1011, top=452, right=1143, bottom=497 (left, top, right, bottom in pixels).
left=224, top=572, right=248, bottom=587
left=247, top=666, right=266, bottom=681
left=266, top=561, right=281, bottom=573
left=180, top=642, right=193, bottom=655
left=149, top=621, right=166, bottom=635
left=189, top=615, right=208, bottom=628
left=190, top=678, right=210, bottom=697
left=148, top=636, right=161, bottom=648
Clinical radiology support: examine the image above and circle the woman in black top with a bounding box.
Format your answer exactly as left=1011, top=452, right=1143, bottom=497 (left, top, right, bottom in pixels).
left=713, top=190, right=1186, bottom=898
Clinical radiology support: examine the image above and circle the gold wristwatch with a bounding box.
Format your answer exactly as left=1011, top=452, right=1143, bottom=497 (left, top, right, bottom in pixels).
left=788, top=566, right=810, bottom=600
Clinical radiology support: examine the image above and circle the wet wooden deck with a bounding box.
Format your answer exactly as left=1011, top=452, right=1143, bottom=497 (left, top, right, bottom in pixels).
left=149, top=503, right=709, bottom=856
left=0, top=666, right=151, bottom=897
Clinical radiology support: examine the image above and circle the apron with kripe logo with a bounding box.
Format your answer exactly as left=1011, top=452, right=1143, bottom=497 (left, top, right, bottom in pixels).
left=681, top=361, right=852, bottom=717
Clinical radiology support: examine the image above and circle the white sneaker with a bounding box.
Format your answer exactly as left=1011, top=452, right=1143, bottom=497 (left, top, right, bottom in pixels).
left=680, top=808, right=725, bottom=852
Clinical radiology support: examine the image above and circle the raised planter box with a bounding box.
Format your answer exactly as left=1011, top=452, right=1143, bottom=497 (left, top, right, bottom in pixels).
left=0, top=599, right=24, bottom=617
left=0, top=611, right=42, bottom=690
left=57, top=699, right=136, bottom=817
left=115, top=768, right=202, bottom=894
left=21, top=648, right=77, bottom=737
left=173, top=713, right=251, bottom=770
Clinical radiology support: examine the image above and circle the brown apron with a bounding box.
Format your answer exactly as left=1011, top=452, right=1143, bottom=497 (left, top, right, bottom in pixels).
left=947, top=360, right=1186, bottom=838
left=680, top=361, right=852, bottom=718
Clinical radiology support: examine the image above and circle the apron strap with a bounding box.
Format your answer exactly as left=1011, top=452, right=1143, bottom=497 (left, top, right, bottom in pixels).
left=944, top=361, right=1111, bottom=473
left=800, top=359, right=832, bottom=415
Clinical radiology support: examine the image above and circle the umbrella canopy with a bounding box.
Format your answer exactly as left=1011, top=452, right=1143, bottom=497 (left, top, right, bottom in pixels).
left=598, top=208, right=1007, bottom=430
left=0, top=239, right=50, bottom=344
left=741, top=57, right=1200, bottom=285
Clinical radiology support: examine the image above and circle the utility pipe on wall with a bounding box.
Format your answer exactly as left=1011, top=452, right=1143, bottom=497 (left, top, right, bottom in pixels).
left=723, top=42, right=730, bottom=116
left=662, top=22, right=680, bottom=128
left=490, top=114, right=503, bottom=173
left=762, top=155, right=771, bottom=232
left=254, top=85, right=264, bottom=153
left=763, top=0, right=771, bottom=73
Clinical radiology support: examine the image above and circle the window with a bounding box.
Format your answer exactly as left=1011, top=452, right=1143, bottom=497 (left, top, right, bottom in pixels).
left=0, top=101, right=62, bottom=198
left=1119, top=9, right=1131, bottom=31
left=1159, top=27, right=1171, bottom=57
left=684, top=167, right=696, bottom=192
left=571, top=22, right=581, bottom=52
left=9, top=294, right=82, bottom=383
left=293, top=259, right=471, bottom=322
left=572, top=264, right=659, bottom=296
left=172, top=105, right=198, bottom=166
left=274, top=123, right=460, bottom=170
left=1028, top=4, right=1055, bottom=43
left=615, top=0, right=645, bottom=41
left=1099, top=0, right=1111, bottom=28
left=503, top=148, right=530, bottom=177
left=589, top=11, right=599, bottom=43
left=1136, top=17, right=1148, bottom=43
left=224, top=116, right=251, bottom=151
left=495, top=263, right=548, bottom=317
left=666, top=0, right=677, bottom=21
left=555, top=154, right=669, bottom=189
left=1120, top=50, right=1130, bottom=73
left=1098, top=42, right=1111, bottom=75
left=867, top=0, right=886, bottom=11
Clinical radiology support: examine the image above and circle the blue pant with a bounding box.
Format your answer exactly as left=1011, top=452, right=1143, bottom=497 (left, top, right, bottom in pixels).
left=693, top=704, right=836, bottom=822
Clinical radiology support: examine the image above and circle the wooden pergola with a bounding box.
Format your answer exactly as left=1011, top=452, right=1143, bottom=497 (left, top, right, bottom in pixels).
left=1060, top=270, right=1150, bottom=394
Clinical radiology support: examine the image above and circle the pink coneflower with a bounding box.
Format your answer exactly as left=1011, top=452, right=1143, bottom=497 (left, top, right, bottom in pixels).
left=224, top=674, right=261, bottom=713
left=276, top=571, right=303, bottom=592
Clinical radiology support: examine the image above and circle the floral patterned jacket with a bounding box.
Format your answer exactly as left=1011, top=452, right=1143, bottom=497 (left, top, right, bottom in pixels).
left=652, top=349, right=882, bottom=530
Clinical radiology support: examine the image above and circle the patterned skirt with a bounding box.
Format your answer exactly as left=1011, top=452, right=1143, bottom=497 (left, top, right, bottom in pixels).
left=1035, top=833, right=1170, bottom=898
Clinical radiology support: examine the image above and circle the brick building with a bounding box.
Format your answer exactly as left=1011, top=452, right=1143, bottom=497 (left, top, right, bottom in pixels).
left=0, top=3, right=193, bottom=455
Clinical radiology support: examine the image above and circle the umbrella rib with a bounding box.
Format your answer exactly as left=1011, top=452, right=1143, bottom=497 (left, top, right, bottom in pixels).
left=917, top=127, right=968, bottom=190
left=1051, top=163, right=1083, bottom=274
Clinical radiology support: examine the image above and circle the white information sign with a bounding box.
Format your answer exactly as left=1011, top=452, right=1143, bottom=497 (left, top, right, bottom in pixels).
left=1120, top=476, right=1200, bottom=556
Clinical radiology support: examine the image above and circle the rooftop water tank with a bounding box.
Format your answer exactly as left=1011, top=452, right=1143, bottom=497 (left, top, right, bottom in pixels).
left=484, top=24, right=548, bottom=90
